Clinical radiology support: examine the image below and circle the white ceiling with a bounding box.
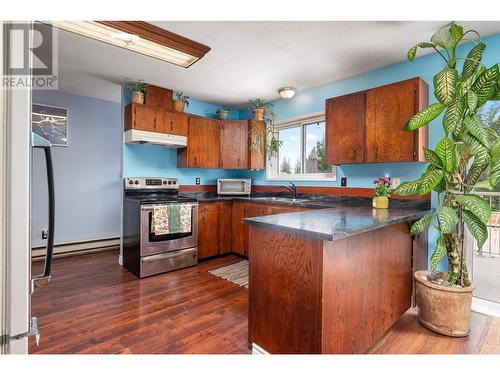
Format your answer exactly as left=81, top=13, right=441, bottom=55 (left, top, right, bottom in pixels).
left=55, top=21, right=500, bottom=106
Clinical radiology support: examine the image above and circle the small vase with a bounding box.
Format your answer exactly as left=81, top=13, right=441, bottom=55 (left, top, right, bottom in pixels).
left=252, top=108, right=265, bottom=121
left=217, top=110, right=230, bottom=120
left=131, top=91, right=144, bottom=104
left=173, top=100, right=185, bottom=112
left=372, top=196, right=389, bottom=209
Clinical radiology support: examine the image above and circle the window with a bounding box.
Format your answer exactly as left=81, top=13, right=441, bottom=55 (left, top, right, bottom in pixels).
left=267, top=113, right=336, bottom=181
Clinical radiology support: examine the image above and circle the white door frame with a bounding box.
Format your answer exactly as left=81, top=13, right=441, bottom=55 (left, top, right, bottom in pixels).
left=0, top=21, right=32, bottom=354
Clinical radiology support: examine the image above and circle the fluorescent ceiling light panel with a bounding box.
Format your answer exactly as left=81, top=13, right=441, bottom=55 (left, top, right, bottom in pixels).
left=50, top=21, right=210, bottom=68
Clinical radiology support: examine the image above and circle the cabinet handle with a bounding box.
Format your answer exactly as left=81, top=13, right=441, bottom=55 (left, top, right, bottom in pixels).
left=374, top=146, right=378, bottom=159
left=194, top=156, right=197, bottom=166
left=413, top=150, right=417, bottom=159
left=153, top=117, right=156, bottom=129
left=351, top=149, right=356, bottom=160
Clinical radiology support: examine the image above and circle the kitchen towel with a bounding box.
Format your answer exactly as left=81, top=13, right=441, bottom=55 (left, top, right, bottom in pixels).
left=151, top=204, right=192, bottom=235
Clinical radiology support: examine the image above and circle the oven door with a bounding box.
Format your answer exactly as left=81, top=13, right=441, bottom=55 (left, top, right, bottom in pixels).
left=140, top=203, right=198, bottom=257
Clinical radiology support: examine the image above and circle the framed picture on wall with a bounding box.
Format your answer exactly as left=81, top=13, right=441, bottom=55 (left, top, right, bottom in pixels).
left=32, top=104, right=69, bottom=146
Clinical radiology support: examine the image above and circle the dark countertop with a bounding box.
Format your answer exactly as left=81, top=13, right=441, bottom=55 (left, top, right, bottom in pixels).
left=180, top=191, right=430, bottom=210
left=242, top=206, right=433, bottom=241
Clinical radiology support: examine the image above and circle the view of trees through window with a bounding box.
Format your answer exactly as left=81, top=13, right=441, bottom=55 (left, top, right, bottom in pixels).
left=277, top=120, right=331, bottom=175
left=478, top=101, right=499, bottom=192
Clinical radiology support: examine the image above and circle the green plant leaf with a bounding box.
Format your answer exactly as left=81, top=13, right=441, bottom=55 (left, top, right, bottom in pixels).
left=423, top=148, right=443, bottom=167
left=411, top=214, right=433, bottom=235
left=462, top=210, right=488, bottom=248
left=474, top=147, right=491, bottom=169
left=471, top=64, right=499, bottom=108
left=464, top=114, right=489, bottom=147
left=449, top=23, right=464, bottom=47
left=466, top=164, right=486, bottom=191
left=467, top=90, right=478, bottom=112
left=430, top=237, right=447, bottom=272
left=395, top=181, right=419, bottom=196
left=404, top=103, right=445, bottom=131
left=407, top=42, right=437, bottom=61
left=431, top=26, right=452, bottom=48
left=434, top=67, right=458, bottom=104
left=491, top=139, right=500, bottom=187
left=418, top=170, right=444, bottom=194
left=463, top=132, right=488, bottom=155
left=462, top=42, right=485, bottom=80
left=435, top=136, right=454, bottom=172
left=437, top=205, right=458, bottom=233
left=474, top=180, right=493, bottom=190
left=455, top=194, right=492, bottom=224
left=443, top=96, right=466, bottom=136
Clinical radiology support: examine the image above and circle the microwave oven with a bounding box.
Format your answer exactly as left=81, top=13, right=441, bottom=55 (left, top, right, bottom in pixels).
left=217, top=179, right=251, bottom=195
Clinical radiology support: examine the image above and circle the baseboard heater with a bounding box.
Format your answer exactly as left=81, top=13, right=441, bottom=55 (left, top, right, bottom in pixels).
left=32, top=237, right=120, bottom=261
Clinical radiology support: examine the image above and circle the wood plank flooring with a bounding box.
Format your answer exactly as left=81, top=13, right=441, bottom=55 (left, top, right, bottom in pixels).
left=30, top=250, right=250, bottom=354
left=30, top=250, right=500, bottom=354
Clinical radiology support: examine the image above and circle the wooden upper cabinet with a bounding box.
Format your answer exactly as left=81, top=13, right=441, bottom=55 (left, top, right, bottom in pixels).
left=124, top=103, right=164, bottom=133
left=325, top=77, right=428, bottom=164
left=366, top=78, right=427, bottom=163
left=164, top=111, right=189, bottom=136
left=248, top=120, right=266, bottom=170
left=177, top=116, right=221, bottom=168
left=325, top=92, right=366, bottom=165
left=144, top=84, right=173, bottom=110
left=220, top=120, right=248, bottom=169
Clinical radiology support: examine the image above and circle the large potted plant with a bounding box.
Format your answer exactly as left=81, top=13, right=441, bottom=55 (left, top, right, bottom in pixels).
left=249, top=100, right=283, bottom=159
left=395, top=22, right=499, bottom=336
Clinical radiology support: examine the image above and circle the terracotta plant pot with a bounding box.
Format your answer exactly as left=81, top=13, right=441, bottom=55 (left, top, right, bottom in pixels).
left=414, top=270, right=474, bottom=337
left=252, top=108, right=265, bottom=121
left=372, top=196, right=389, bottom=209
left=131, top=91, right=144, bottom=104
left=173, top=100, right=186, bottom=113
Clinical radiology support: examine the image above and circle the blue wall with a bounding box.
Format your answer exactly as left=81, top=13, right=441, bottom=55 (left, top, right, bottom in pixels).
left=123, top=91, right=243, bottom=185
left=32, top=90, right=122, bottom=247
left=241, top=33, right=500, bottom=188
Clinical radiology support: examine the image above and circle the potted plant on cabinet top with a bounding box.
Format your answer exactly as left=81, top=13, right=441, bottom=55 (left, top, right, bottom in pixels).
left=126, top=79, right=147, bottom=104
left=249, top=98, right=267, bottom=121
left=216, top=105, right=231, bottom=120
left=395, top=22, right=499, bottom=337
left=174, top=92, right=190, bottom=112
left=373, top=177, right=391, bottom=209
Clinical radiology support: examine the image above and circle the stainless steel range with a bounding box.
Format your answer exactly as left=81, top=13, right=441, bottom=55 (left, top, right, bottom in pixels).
left=122, top=177, right=198, bottom=278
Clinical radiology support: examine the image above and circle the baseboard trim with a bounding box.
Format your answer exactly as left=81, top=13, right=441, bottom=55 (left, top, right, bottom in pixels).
left=32, top=237, right=120, bottom=261
left=472, top=297, right=500, bottom=318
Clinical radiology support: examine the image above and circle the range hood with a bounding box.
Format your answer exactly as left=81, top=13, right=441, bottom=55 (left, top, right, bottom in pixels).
left=124, top=129, right=187, bottom=148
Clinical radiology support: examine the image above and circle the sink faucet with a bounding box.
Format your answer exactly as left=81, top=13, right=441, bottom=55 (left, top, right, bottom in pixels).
left=279, top=182, right=297, bottom=199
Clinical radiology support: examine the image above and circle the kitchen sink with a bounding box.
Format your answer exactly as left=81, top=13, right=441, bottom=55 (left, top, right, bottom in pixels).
left=252, top=197, right=311, bottom=203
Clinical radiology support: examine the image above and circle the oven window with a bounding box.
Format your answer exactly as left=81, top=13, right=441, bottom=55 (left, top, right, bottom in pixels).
left=220, top=181, right=245, bottom=193
left=148, top=212, right=193, bottom=242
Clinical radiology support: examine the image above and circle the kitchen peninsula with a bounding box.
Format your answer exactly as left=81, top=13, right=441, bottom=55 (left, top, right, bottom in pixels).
left=244, top=205, right=432, bottom=354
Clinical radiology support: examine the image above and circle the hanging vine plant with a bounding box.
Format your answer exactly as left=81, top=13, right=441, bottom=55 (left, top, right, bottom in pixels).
left=248, top=99, right=283, bottom=159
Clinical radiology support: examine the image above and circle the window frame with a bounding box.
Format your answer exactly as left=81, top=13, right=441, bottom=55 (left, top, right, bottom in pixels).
left=266, top=111, right=336, bottom=181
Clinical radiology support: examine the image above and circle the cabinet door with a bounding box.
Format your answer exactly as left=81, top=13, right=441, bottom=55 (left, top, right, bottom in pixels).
left=186, top=117, right=221, bottom=168
left=325, top=92, right=366, bottom=164
left=132, top=104, right=160, bottom=132
left=247, top=120, right=266, bottom=170
left=220, top=121, right=247, bottom=169
left=365, top=79, right=417, bottom=162
left=218, top=202, right=232, bottom=254
left=198, top=203, right=219, bottom=259
left=164, top=111, right=188, bottom=136
left=231, top=202, right=245, bottom=256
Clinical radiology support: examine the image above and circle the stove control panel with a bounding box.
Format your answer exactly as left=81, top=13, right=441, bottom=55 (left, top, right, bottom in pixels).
left=124, top=177, right=178, bottom=189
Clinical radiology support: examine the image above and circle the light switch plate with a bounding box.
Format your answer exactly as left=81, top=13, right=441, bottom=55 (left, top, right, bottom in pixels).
left=195, top=177, right=200, bottom=185
left=391, top=177, right=401, bottom=189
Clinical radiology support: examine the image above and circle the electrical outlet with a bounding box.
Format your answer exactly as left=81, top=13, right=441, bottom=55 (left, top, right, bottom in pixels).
left=195, top=177, right=200, bottom=185
left=41, top=229, right=48, bottom=239
left=341, top=177, right=347, bottom=187
left=391, top=177, right=401, bottom=189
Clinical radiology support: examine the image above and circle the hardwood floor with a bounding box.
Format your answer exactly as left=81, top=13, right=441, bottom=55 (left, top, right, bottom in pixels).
left=30, top=250, right=500, bottom=354
left=30, top=250, right=250, bottom=354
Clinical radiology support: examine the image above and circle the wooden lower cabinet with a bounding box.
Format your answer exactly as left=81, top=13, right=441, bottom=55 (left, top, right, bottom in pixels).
left=198, top=202, right=220, bottom=259
left=199, top=200, right=315, bottom=259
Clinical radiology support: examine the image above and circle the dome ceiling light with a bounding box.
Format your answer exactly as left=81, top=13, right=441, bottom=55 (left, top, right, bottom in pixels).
left=278, top=87, right=296, bottom=99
